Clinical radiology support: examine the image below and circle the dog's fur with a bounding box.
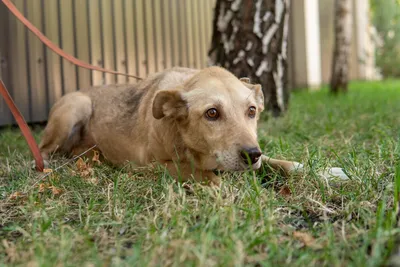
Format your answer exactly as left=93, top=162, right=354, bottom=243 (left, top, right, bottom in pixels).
left=39, top=67, right=303, bottom=186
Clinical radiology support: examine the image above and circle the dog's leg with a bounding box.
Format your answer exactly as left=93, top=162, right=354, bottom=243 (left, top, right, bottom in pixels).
left=261, top=155, right=304, bottom=175
left=39, top=93, right=92, bottom=160
left=261, top=155, right=350, bottom=180
left=163, top=161, right=221, bottom=187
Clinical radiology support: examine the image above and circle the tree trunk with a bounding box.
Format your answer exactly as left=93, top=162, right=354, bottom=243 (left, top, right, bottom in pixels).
left=208, top=0, right=291, bottom=117
left=330, top=0, right=352, bottom=93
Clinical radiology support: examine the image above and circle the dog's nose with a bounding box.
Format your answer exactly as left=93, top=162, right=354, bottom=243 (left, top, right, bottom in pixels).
left=240, top=147, right=262, bottom=165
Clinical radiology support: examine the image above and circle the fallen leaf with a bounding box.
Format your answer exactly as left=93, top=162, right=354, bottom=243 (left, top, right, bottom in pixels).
left=92, top=150, right=101, bottom=165
left=49, top=186, right=63, bottom=196
left=82, top=169, right=94, bottom=178
left=278, top=185, right=292, bottom=197
left=8, top=191, right=25, bottom=200
left=75, top=157, right=94, bottom=178
left=38, top=183, right=47, bottom=193
left=43, top=168, right=53, bottom=173
left=76, top=158, right=87, bottom=171
left=293, top=231, right=322, bottom=249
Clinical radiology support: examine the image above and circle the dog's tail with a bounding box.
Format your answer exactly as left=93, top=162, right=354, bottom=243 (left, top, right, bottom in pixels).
left=39, top=92, right=93, bottom=159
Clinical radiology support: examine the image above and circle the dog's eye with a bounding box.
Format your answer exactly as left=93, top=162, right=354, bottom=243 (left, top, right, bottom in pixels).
left=205, top=108, right=219, bottom=120
left=248, top=106, right=256, bottom=118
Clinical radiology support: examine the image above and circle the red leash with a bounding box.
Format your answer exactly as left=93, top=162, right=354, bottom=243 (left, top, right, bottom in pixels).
left=1, top=0, right=144, bottom=171
left=0, top=81, right=44, bottom=171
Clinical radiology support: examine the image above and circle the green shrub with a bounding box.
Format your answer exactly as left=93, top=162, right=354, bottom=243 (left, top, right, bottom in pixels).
left=370, top=0, right=400, bottom=77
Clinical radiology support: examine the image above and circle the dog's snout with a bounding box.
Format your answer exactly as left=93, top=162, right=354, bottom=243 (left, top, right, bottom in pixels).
left=240, top=147, right=262, bottom=165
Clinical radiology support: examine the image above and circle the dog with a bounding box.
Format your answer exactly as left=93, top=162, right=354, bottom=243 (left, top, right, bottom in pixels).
left=39, top=66, right=347, bottom=186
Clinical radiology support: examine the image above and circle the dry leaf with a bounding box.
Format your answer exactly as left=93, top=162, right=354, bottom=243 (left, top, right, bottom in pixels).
left=43, top=168, right=53, bottom=173
left=81, top=169, right=94, bottom=178
left=49, top=186, right=63, bottom=196
left=92, top=150, right=101, bottom=165
left=38, top=183, right=47, bottom=193
left=293, top=231, right=322, bottom=249
left=76, top=158, right=87, bottom=171
left=8, top=191, right=25, bottom=200
left=37, top=183, right=63, bottom=195
left=278, top=185, right=292, bottom=198
left=75, top=157, right=94, bottom=178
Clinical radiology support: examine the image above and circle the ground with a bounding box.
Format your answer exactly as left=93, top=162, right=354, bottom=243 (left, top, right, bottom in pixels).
left=0, top=81, right=400, bottom=266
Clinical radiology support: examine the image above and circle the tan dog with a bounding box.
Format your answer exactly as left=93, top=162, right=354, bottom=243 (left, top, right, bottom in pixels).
left=38, top=67, right=325, bottom=186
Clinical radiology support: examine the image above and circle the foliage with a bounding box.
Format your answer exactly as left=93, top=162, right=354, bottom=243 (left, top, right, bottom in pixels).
left=370, top=0, right=400, bottom=77
left=1, top=80, right=400, bottom=266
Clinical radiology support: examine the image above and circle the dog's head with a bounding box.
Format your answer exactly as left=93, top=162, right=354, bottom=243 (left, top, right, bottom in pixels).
left=152, top=67, right=264, bottom=171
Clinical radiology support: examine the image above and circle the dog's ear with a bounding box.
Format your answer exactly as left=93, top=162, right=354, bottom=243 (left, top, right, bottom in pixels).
left=152, top=89, right=188, bottom=119
left=240, top=78, right=264, bottom=112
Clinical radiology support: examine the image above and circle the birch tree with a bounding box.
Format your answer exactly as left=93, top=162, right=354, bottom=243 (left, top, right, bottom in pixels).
left=208, top=0, right=291, bottom=117
left=330, top=0, right=352, bottom=93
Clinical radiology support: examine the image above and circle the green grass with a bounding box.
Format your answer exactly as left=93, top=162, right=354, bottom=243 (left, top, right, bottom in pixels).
left=1, top=80, right=400, bottom=266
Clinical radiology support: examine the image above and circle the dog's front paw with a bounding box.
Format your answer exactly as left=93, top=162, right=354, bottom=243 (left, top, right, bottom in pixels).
left=288, top=162, right=304, bottom=173
left=320, top=167, right=349, bottom=180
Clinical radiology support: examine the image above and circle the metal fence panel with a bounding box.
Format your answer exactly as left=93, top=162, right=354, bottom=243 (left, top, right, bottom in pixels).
left=134, top=0, right=147, bottom=78
left=0, top=0, right=216, bottom=126
left=113, top=0, right=129, bottom=84
left=75, top=0, right=92, bottom=89
left=60, top=0, right=78, bottom=94
left=26, top=0, right=48, bottom=122
left=124, top=0, right=138, bottom=83
left=0, top=1, right=12, bottom=125
left=44, top=0, right=63, bottom=107
left=9, top=0, right=31, bottom=121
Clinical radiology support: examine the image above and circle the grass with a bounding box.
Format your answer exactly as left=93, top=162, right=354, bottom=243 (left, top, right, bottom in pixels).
left=1, top=80, right=400, bottom=266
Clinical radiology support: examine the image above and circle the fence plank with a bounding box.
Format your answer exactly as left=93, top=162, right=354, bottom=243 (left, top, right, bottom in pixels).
left=143, top=0, right=156, bottom=75
left=113, top=0, right=128, bottom=84
left=160, top=0, right=172, bottom=69
left=0, top=3, right=12, bottom=125
left=153, top=0, right=164, bottom=72
left=134, top=0, right=147, bottom=78
left=74, top=0, right=91, bottom=89
left=59, top=0, right=77, bottom=93
left=124, top=0, right=138, bottom=83
left=169, top=0, right=180, bottom=67
left=185, top=1, right=195, bottom=68
left=198, top=0, right=208, bottom=68
left=88, top=0, right=103, bottom=86
left=178, top=0, right=188, bottom=67
left=7, top=0, right=30, bottom=121
left=100, top=0, right=116, bottom=84
left=191, top=0, right=202, bottom=69
left=26, top=0, right=47, bottom=122
left=43, top=0, right=63, bottom=107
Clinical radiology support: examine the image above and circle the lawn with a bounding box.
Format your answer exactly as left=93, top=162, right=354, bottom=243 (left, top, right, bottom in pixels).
left=1, top=81, right=400, bottom=266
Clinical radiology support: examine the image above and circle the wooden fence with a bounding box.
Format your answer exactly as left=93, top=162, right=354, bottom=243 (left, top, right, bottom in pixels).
left=0, top=0, right=216, bottom=126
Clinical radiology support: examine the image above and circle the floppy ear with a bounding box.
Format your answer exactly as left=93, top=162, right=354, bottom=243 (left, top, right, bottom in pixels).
left=240, top=78, right=264, bottom=112
left=152, top=89, right=188, bottom=119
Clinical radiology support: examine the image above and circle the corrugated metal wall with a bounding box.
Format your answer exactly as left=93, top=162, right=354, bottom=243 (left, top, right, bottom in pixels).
left=0, top=0, right=216, bottom=126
